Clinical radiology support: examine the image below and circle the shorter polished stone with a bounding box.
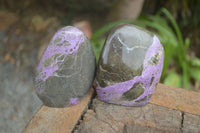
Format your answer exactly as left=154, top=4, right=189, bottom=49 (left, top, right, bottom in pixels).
left=34, top=26, right=96, bottom=107
left=96, top=24, right=164, bottom=106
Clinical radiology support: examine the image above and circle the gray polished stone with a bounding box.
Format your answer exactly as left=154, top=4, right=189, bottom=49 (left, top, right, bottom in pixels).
left=96, top=24, right=164, bottom=106
left=34, top=26, right=96, bottom=107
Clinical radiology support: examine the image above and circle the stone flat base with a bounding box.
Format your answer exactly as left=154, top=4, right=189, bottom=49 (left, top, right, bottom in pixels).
left=23, top=84, right=200, bottom=133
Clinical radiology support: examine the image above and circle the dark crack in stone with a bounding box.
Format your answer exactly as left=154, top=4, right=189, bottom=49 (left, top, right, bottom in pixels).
left=148, top=52, right=161, bottom=65
left=135, top=94, right=153, bottom=103
left=122, top=83, right=145, bottom=101
left=150, top=77, right=155, bottom=86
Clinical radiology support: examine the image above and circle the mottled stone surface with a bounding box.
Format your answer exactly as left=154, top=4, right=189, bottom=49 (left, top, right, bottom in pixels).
left=34, top=26, right=96, bottom=107
left=96, top=24, right=164, bottom=106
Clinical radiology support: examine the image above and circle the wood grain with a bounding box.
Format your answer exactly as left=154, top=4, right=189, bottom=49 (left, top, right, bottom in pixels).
left=151, top=83, right=200, bottom=115
left=23, top=88, right=94, bottom=133
left=24, top=83, right=200, bottom=133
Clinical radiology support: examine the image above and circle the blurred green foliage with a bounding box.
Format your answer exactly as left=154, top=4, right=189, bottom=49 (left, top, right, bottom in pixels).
left=160, top=0, right=200, bottom=31
left=91, top=8, right=200, bottom=89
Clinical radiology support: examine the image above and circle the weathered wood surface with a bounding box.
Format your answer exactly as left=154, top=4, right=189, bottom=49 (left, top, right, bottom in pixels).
left=24, top=83, right=200, bottom=133
left=23, top=88, right=94, bottom=133
left=151, top=83, right=200, bottom=115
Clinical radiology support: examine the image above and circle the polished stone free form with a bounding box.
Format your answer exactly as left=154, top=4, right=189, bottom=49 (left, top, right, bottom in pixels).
left=34, top=26, right=96, bottom=107
left=96, top=24, right=164, bottom=106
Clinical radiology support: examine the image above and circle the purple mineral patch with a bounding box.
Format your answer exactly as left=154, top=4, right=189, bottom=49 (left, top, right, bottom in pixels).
left=70, top=98, right=79, bottom=105
left=96, top=24, right=164, bottom=106
left=36, top=27, right=85, bottom=82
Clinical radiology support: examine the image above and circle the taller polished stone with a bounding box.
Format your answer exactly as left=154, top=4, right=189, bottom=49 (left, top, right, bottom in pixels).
left=96, top=24, right=164, bottom=106
left=34, top=26, right=96, bottom=107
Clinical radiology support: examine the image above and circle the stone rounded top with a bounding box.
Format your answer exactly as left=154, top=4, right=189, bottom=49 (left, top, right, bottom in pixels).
left=105, top=24, right=153, bottom=50
left=101, top=24, right=155, bottom=79
left=36, top=26, right=86, bottom=81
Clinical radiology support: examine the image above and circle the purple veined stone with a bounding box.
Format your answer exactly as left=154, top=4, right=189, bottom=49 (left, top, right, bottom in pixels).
left=34, top=26, right=96, bottom=107
left=96, top=24, right=164, bottom=106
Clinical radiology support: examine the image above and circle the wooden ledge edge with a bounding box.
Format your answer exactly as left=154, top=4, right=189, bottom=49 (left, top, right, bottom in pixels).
left=150, top=83, right=200, bottom=116
left=23, top=88, right=94, bottom=133
left=23, top=83, right=200, bottom=133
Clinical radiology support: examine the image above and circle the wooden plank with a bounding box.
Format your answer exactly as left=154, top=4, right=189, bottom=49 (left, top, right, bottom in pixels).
left=74, top=83, right=200, bottom=133
left=24, top=83, right=200, bottom=133
left=23, top=88, right=94, bottom=133
left=151, top=83, right=200, bottom=115
left=74, top=99, right=182, bottom=133
left=183, top=113, right=200, bottom=133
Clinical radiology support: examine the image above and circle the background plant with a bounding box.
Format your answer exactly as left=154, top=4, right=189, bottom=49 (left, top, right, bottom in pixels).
left=91, top=8, right=200, bottom=90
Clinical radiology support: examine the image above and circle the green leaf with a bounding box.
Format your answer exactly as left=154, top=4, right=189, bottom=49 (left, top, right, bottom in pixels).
left=187, top=56, right=200, bottom=67
left=190, top=68, right=200, bottom=83
left=161, top=8, right=184, bottom=47
left=182, top=61, right=189, bottom=89
left=163, top=71, right=182, bottom=88
left=161, top=41, right=175, bottom=79
left=91, top=38, right=105, bottom=62
left=185, top=37, right=190, bottom=51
